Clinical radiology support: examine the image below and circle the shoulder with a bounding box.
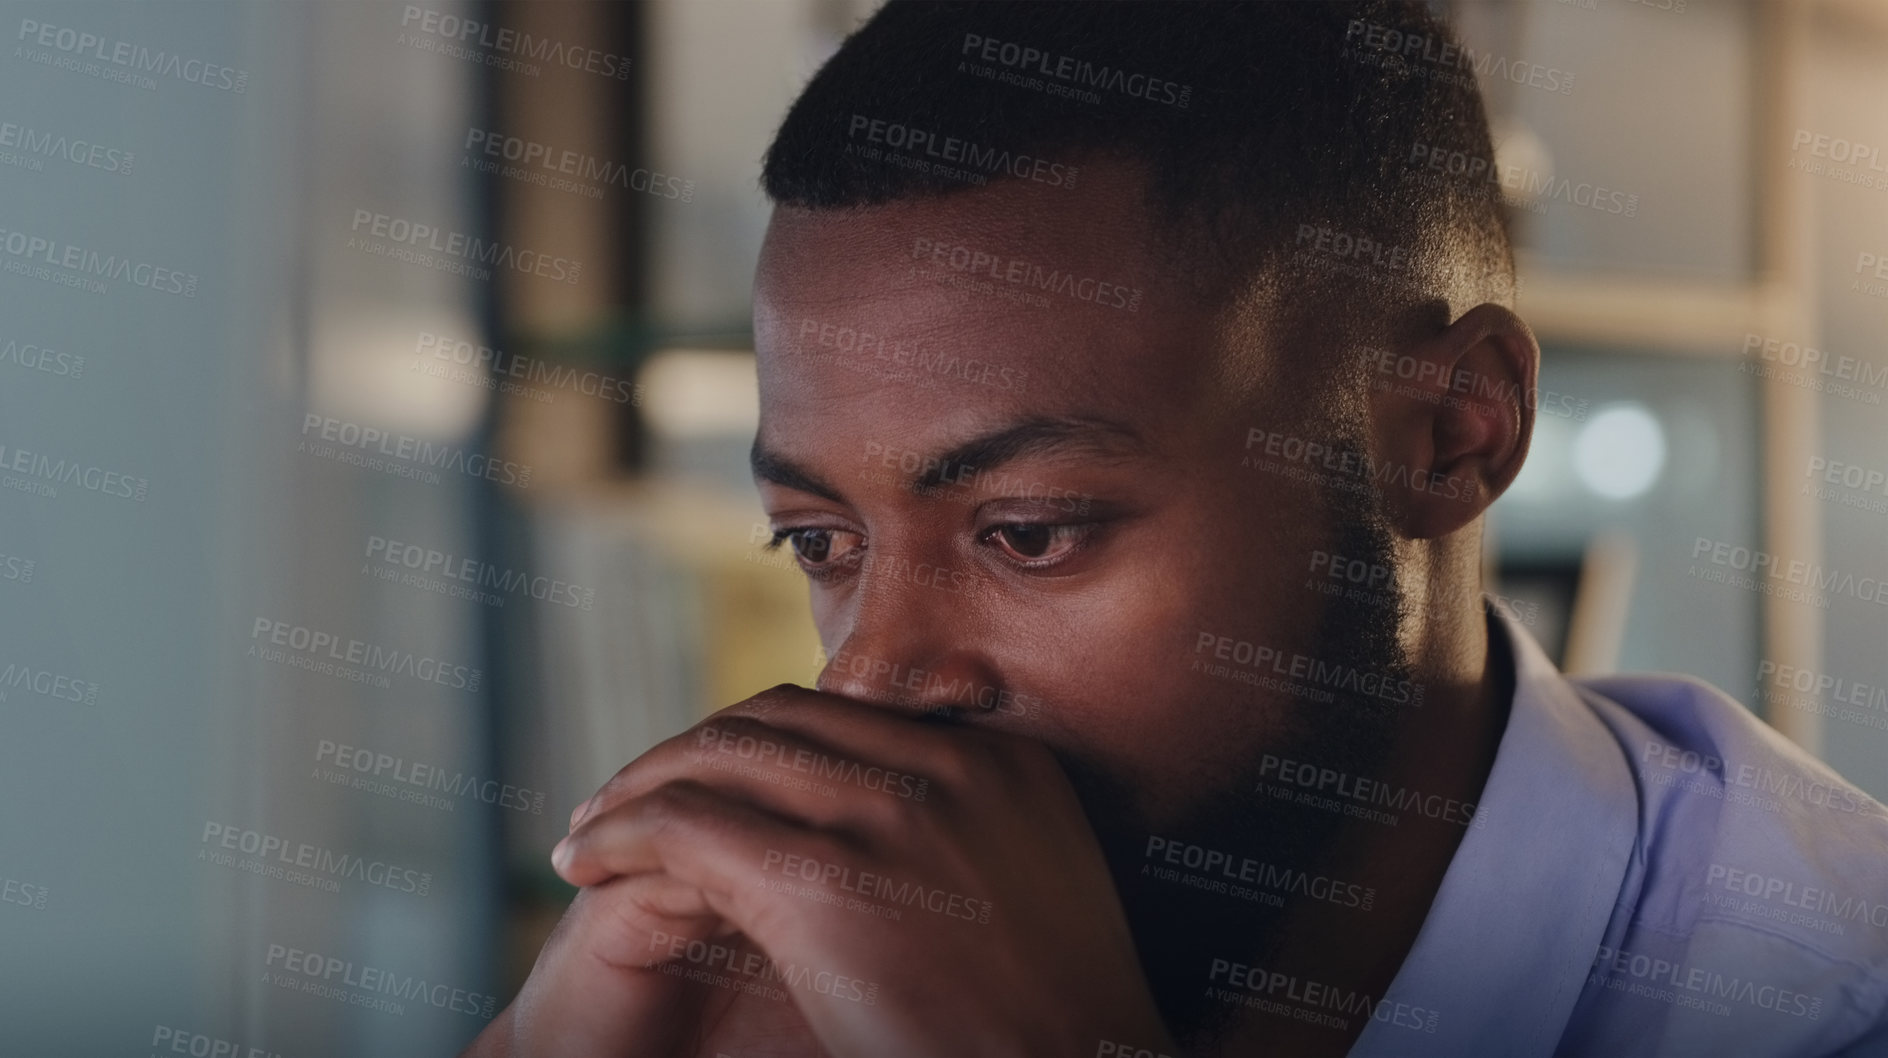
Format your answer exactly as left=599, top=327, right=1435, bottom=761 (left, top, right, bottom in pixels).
left=1561, top=672, right=1888, bottom=1053
left=1573, top=670, right=1888, bottom=867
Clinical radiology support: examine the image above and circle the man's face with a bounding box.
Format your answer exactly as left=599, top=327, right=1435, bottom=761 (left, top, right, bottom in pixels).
left=750, top=162, right=1396, bottom=843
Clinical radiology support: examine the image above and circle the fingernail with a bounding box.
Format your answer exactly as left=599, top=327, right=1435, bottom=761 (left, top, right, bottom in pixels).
left=551, top=838, right=572, bottom=872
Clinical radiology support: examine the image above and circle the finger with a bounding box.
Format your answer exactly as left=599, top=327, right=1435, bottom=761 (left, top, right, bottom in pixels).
left=574, top=711, right=934, bottom=838
left=554, top=779, right=902, bottom=1044
left=723, top=685, right=1073, bottom=819
left=553, top=779, right=865, bottom=962
left=510, top=878, right=722, bottom=1058
left=720, top=683, right=1029, bottom=788
left=556, top=778, right=823, bottom=892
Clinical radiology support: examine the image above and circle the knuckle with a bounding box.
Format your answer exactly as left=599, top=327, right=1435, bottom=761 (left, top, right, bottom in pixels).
left=737, top=683, right=803, bottom=716
left=692, top=713, right=775, bottom=748
left=635, top=779, right=715, bottom=837
left=853, top=778, right=924, bottom=830
left=648, top=778, right=711, bottom=816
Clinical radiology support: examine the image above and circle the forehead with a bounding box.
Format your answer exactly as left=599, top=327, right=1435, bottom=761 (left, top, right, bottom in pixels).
left=751, top=167, right=1247, bottom=450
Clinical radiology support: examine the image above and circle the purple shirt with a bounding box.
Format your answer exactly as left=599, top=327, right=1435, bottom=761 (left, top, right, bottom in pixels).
left=1348, top=611, right=1888, bottom=1057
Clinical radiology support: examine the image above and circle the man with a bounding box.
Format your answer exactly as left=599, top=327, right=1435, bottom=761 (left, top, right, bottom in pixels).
left=466, top=2, right=1888, bottom=1055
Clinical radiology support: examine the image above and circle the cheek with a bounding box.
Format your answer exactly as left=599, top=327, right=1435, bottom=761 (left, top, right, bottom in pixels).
left=996, top=573, right=1283, bottom=782
left=809, top=588, right=846, bottom=645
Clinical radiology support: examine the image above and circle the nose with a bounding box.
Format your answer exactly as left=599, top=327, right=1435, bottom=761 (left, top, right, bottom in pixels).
left=813, top=554, right=1005, bottom=717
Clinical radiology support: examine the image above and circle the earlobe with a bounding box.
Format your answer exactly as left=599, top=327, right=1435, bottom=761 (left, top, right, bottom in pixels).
left=1372, top=302, right=1539, bottom=540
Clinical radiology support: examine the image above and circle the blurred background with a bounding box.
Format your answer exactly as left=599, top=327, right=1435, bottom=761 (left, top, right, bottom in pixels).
left=2, top=0, right=1887, bottom=1053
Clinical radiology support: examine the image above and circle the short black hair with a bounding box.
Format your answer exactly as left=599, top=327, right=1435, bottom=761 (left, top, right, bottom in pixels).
left=761, top=0, right=1513, bottom=321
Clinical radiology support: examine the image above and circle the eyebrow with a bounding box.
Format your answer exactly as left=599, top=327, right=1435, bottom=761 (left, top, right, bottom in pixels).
left=749, top=416, right=1148, bottom=501
left=750, top=440, right=847, bottom=502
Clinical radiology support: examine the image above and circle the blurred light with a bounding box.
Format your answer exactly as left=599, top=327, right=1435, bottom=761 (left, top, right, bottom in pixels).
left=309, top=307, right=487, bottom=440
left=1573, top=403, right=1666, bottom=500
left=1492, top=120, right=1553, bottom=210
left=640, top=349, right=760, bottom=438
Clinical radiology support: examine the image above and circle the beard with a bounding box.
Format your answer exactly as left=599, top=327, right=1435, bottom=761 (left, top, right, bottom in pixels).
left=1055, top=470, right=1414, bottom=1050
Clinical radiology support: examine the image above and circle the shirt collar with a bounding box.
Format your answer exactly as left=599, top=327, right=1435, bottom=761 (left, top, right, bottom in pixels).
left=1347, top=608, right=1639, bottom=1057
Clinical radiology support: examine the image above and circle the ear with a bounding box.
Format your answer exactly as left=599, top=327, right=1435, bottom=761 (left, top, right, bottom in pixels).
left=1367, top=302, right=1539, bottom=539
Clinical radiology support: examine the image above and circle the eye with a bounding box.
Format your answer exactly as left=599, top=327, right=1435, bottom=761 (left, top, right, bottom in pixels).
left=767, top=527, right=864, bottom=575
left=980, top=523, right=1092, bottom=568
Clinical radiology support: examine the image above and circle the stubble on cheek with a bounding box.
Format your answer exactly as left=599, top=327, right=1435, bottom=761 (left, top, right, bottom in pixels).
left=1043, top=446, right=1413, bottom=1046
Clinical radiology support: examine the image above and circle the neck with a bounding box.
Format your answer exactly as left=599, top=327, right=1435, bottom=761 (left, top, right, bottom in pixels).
left=1198, top=600, right=1514, bottom=1057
